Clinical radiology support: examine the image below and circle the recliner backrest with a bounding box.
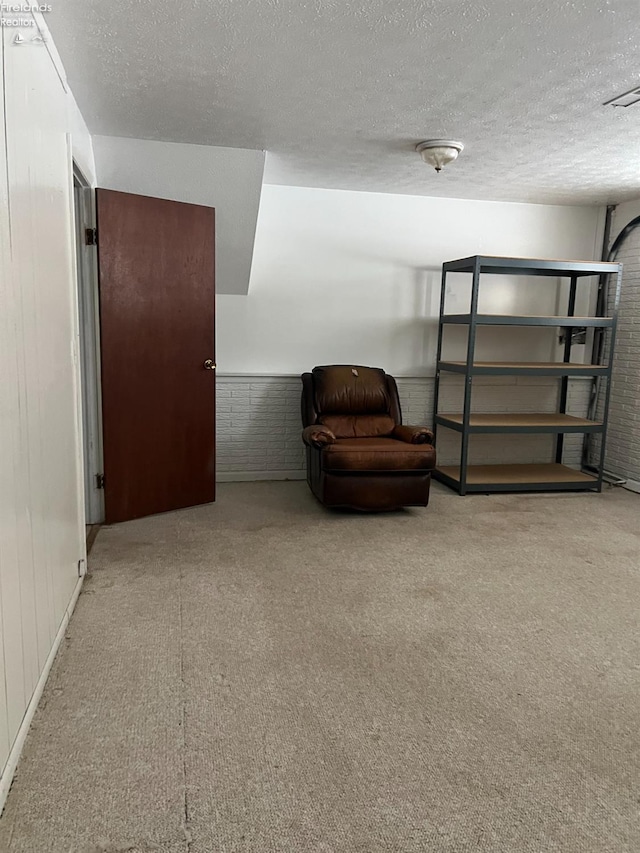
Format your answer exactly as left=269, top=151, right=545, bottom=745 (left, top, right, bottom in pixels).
left=311, top=365, right=397, bottom=439
left=313, top=365, right=390, bottom=414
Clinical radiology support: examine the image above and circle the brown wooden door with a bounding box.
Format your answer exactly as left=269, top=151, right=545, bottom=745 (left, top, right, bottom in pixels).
left=96, top=189, right=215, bottom=523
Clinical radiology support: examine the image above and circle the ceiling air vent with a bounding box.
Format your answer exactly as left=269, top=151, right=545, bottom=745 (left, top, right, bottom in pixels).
left=603, top=86, right=640, bottom=108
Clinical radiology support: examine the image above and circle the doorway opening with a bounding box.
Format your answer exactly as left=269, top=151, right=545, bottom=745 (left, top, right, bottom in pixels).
left=73, top=163, right=105, bottom=530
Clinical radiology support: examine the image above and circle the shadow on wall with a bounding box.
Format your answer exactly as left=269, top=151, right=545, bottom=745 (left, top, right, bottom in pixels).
left=385, top=266, right=441, bottom=374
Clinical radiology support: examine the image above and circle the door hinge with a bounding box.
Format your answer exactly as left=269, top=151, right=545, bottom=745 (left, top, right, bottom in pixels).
left=85, top=227, right=98, bottom=246
left=95, top=473, right=105, bottom=489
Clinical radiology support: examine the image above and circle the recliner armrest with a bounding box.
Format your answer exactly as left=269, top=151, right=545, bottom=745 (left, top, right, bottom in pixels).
left=302, top=425, right=336, bottom=448
left=392, top=425, right=434, bottom=445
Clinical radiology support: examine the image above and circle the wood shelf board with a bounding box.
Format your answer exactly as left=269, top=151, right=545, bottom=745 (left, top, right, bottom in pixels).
left=437, top=413, right=602, bottom=428
left=440, top=361, right=603, bottom=371
left=442, top=256, right=621, bottom=277
left=450, top=254, right=618, bottom=265
left=436, top=463, right=597, bottom=486
left=441, top=314, right=612, bottom=325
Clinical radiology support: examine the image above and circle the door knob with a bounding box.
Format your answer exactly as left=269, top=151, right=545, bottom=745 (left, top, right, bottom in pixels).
left=203, top=359, right=216, bottom=370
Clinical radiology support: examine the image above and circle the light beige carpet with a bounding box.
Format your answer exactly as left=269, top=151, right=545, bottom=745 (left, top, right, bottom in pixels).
left=1, top=481, right=639, bottom=852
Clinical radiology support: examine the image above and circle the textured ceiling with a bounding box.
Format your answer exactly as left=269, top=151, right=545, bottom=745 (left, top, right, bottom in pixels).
left=48, top=0, right=640, bottom=204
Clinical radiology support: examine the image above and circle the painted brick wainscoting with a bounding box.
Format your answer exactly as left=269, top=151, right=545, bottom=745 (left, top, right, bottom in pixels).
left=217, top=375, right=591, bottom=482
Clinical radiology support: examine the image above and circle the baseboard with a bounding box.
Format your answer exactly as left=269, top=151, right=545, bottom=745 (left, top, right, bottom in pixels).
left=0, top=574, right=84, bottom=814
left=600, top=469, right=640, bottom=494
left=217, top=470, right=306, bottom=482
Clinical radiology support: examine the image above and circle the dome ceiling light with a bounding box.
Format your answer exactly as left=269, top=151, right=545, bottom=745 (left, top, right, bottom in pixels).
left=416, top=139, right=464, bottom=173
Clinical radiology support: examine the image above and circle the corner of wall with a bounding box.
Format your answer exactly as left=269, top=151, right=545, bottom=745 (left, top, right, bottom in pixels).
left=68, top=93, right=96, bottom=186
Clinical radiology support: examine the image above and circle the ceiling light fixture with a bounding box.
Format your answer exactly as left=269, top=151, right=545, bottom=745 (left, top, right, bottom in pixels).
left=416, top=139, right=464, bottom=173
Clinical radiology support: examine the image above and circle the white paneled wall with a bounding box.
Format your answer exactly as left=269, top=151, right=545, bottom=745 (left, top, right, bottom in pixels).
left=216, top=375, right=591, bottom=480
left=0, top=20, right=11, bottom=772
left=0, top=18, right=92, bottom=804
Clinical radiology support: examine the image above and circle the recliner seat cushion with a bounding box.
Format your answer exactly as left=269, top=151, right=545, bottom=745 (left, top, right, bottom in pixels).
left=313, top=366, right=390, bottom=415
left=318, top=414, right=395, bottom=438
left=322, top=438, right=436, bottom=472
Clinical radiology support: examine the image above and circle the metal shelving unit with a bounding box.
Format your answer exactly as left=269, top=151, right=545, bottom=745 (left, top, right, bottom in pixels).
left=432, top=255, right=623, bottom=495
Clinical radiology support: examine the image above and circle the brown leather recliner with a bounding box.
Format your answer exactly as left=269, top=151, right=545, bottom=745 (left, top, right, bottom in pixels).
left=301, top=365, right=436, bottom=511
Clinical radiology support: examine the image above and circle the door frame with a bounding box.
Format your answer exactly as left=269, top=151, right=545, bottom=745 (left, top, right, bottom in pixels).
left=72, top=162, right=105, bottom=524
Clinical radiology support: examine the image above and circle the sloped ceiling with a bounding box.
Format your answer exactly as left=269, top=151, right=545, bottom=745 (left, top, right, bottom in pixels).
left=92, top=135, right=265, bottom=295
left=48, top=0, right=640, bottom=204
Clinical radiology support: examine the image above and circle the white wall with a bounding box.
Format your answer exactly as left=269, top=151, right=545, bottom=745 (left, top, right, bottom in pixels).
left=92, top=136, right=265, bottom=296
left=214, top=184, right=605, bottom=480
left=217, top=185, right=605, bottom=375
left=0, top=15, right=93, bottom=806
left=612, top=198, right=640, bottom=225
